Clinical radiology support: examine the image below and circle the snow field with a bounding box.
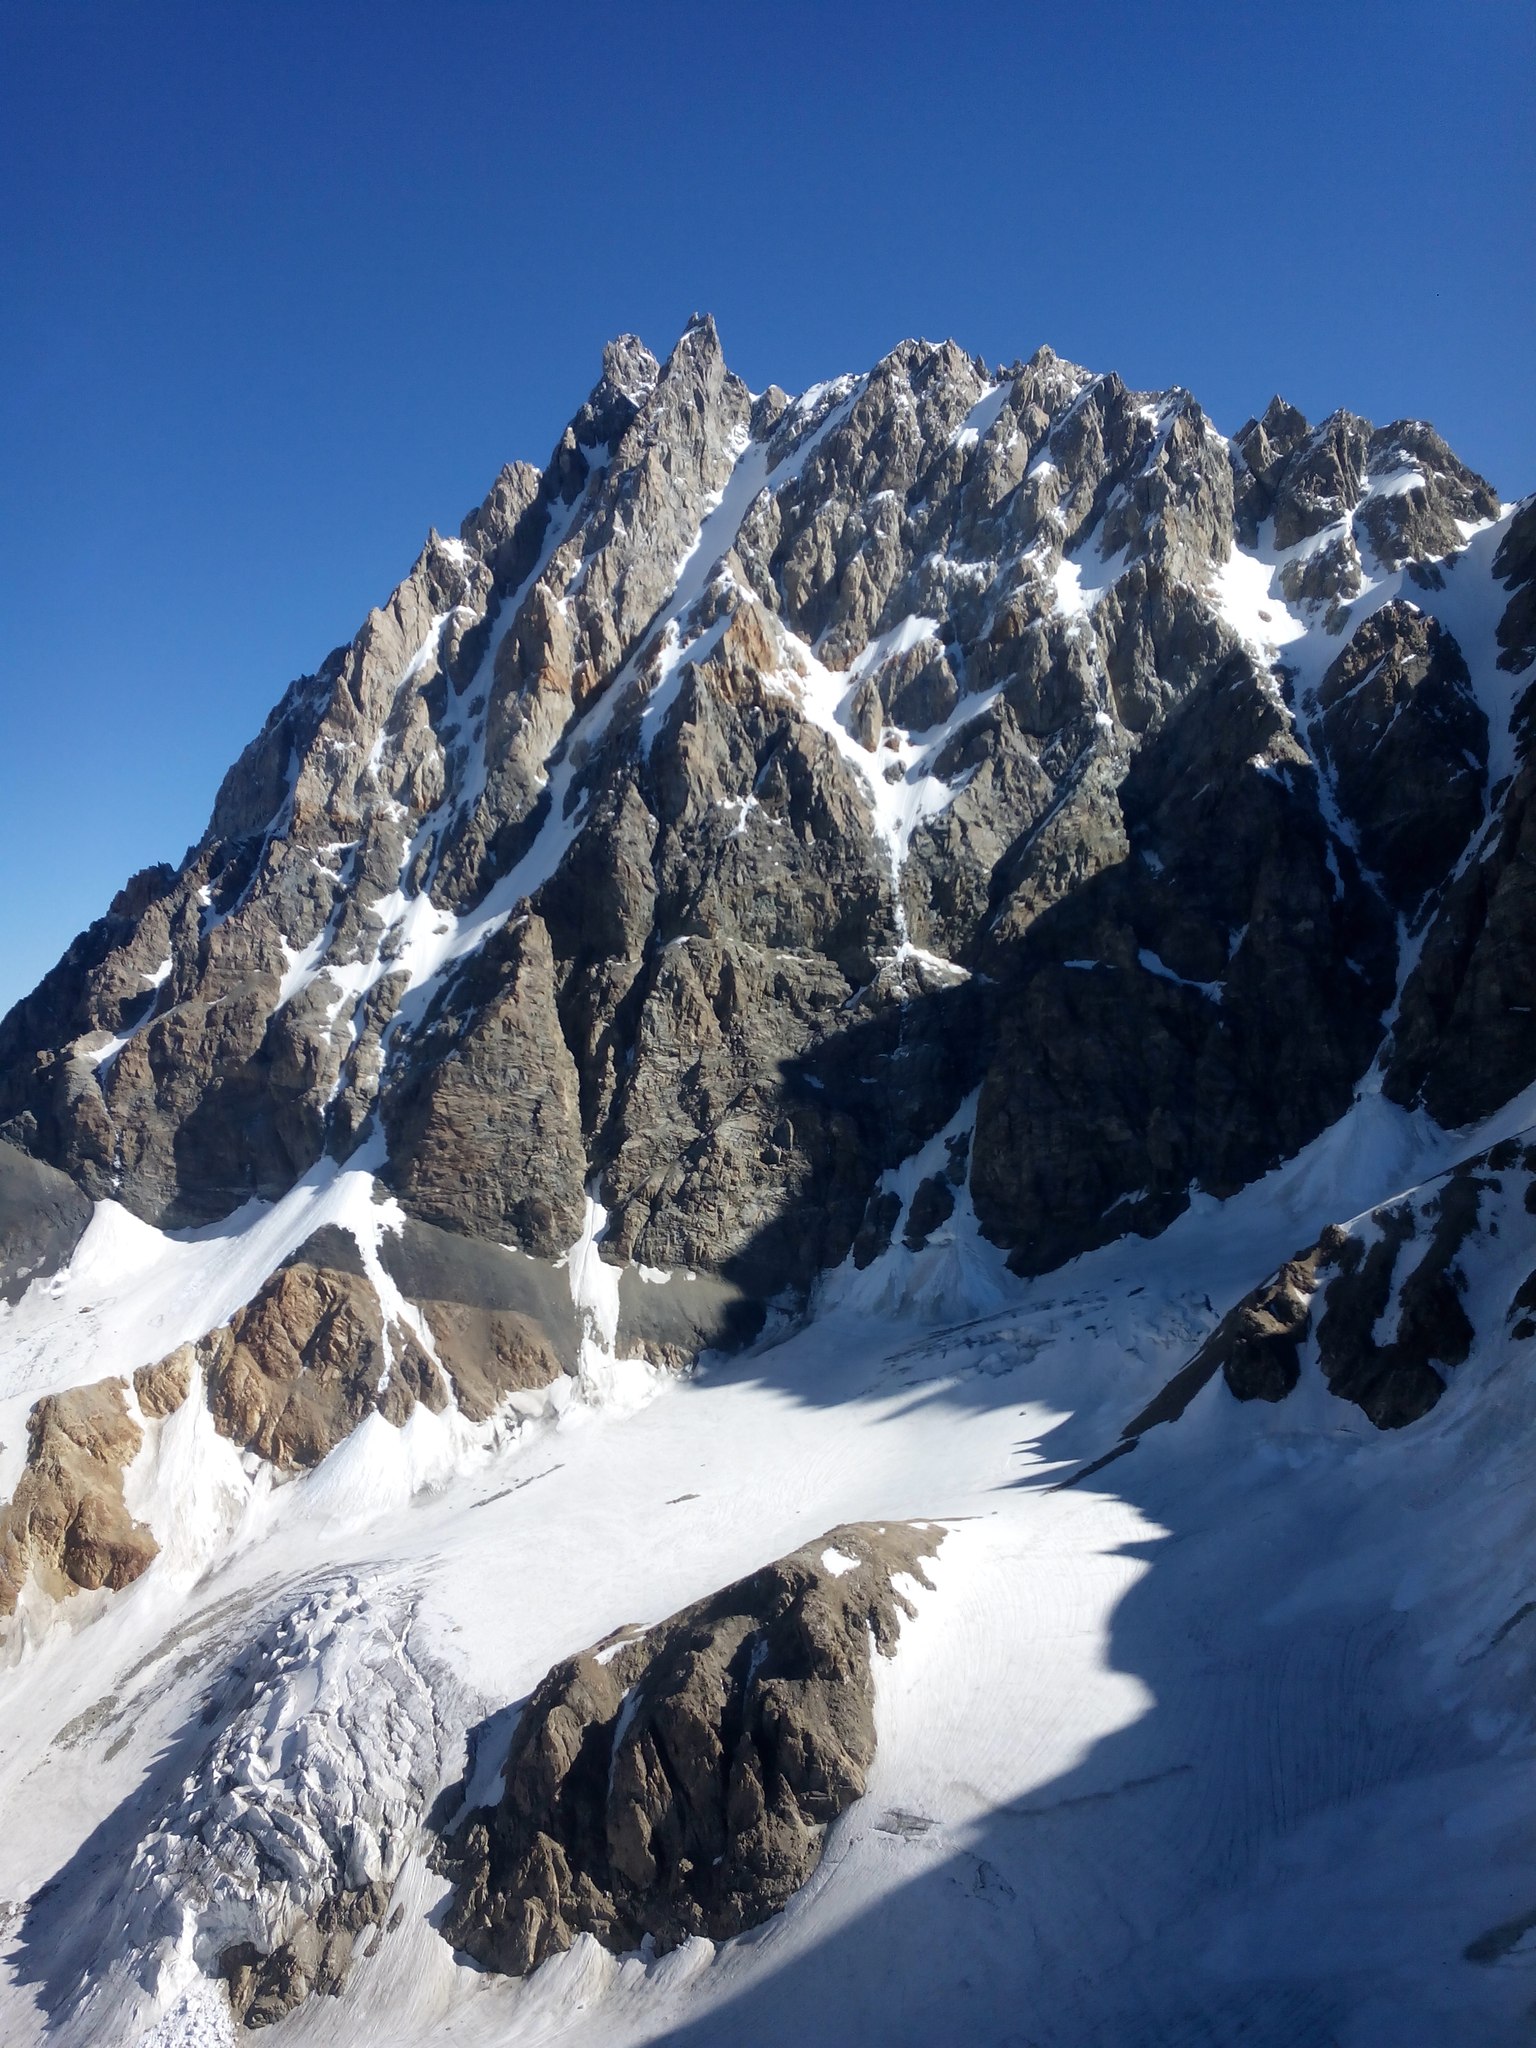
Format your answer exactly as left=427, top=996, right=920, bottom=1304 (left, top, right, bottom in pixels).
left=1, top=1049, right=1532, bottom=2041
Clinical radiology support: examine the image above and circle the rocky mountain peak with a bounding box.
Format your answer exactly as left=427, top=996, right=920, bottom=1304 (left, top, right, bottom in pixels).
left=597, top=330, right=661, bottom=407
left=0, top=320, right=1527, bottom=1331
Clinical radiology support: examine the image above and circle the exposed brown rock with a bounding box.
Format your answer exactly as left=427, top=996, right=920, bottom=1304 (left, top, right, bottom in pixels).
left=1214, top=1241, right=1334, bottom=1403
left=0, top=1379, right=156, bottom=1616
left=139, top=1218, right=581, bottom=1476
left=1315, top=1168, right=1484, bottom=1430
left=416, top=1300, right=561, bottom=1423
left=200, top=1244, right=446, bottom=1471
left=971, top=649, right=1395, bottom=1274
left=0, top=321, right=1516, bottom=1328
left=1352, top=420, right=1500, bottom=569
left=0, top=1140, right=92, bottom=1305
left=1493, top=499, right=1536, bottom=676
left=903, top=1173, right=956, bottom=1250
left=219, top=1880, right=391, bottom=2030
left=132, top=1346, right=194, bottom=1420
left=1211, top=1237, right=1340, bottom=1421
left=442, top=1521, right=943, bottom=1974
left=1122, top=1148, right=1503, bottom=1446
left=1385, top=745, right=1536, bottom=1127
left=377, top=1215, right=581, bottom=1369
left=381, top=913, right=588, bottom=1257
left=1116, top=1226, right=1343, bottom=1437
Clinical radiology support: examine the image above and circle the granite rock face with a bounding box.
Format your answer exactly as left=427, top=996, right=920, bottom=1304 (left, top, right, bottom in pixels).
left=379, top=914, right=588, bottom=1258
left=0, top=324, right=1530, bottom=2027
left=0, top=317, right=1528, bottom=1328
left=0, top=1377, right=157, bottom=1615
left=1384, top=792, right=1536, bottom=1129
left=1310, top=601, right=1487, bottom=908
left=969, top=645, right=1396, bottom=1273
left=441, top=1522, right=941, bottom=1972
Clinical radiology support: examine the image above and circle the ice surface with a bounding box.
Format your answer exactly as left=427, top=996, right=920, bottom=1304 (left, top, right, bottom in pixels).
left=0, top=1068, right=1532, bottom=2044
left=27, top=1575, right=454, bottom=2048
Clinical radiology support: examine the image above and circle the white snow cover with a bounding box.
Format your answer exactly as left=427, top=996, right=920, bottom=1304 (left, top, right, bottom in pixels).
left=1052, top=536, right=1131, bottom=621
left=0, top=1068, right=1531, bottom=2044
left=949, top=382, right=1010, bottom=452
left=1210, top=497, right=1522, bottom=788
left=267, top=380, right=873, bottom=1071
left=1137, top=947, right=1222, bottom=1002
left=88, top=956, right=174, bottom=1073
left=780, top=617, right=1011, bottom=924
left=561, top=1196, right=663, bottom=1415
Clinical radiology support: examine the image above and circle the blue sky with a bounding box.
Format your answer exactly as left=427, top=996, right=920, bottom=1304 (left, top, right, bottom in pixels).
left=1, top=0, right=1531, bottom=1016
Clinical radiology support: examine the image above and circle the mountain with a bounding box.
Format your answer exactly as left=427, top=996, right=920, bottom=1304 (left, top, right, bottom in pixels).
left=0, top=319, right=1532, bottom=2046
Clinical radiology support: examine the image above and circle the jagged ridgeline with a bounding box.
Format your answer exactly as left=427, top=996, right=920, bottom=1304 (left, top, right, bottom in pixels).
left=2, top=317, right=1533, bottom=1318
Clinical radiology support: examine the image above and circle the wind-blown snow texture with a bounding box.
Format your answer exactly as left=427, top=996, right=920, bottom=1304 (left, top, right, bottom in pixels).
left=0, top=320, right=1533, bottom=2045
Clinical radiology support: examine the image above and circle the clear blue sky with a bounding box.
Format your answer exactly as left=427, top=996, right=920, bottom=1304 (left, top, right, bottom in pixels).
left=2, top=0, right=1531, bottom=1018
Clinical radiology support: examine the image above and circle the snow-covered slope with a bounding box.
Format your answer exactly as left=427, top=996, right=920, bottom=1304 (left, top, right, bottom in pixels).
left=0, top=323, right=1533, bottom=2045
left=4, top=1083, right=1535, bottom=2046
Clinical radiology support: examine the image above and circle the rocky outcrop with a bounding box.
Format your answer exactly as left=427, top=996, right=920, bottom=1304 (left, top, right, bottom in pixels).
left=1232, top=402, right=1498, bottom=573
left=413, top=1296, right=562, bottom=1425
left=0, top=1220, right=576, bottom=1633
left=196, top=1236, right=446, bottom=1470
left=1120, top=1137, right=1534, bottom=1444
left=175, top=1225, right=569, bottom=1467
left=1351, top=421, right=1500, bottom=569
left=380, top=1150, right=761, bottom=1371
left=970, top=648, right=1394, bottom=1273
left=442, top=1521, right=942, bottom=1973
left=1311, top=1170, right=1485, bottom=1430
left=0, top=1378, right=156, bottom=1614
left=380, top=914, right=589, bottom=1257
left=0, top=324, right=1530, bottom=2048
left=132, top=1347, right=194, bottom=1419
left=1192, top=1237, right=1342, bottom=1408
left=220, top=1880, right=392, bottom=2030
left=1494, top=499, right=1536, bottom=678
